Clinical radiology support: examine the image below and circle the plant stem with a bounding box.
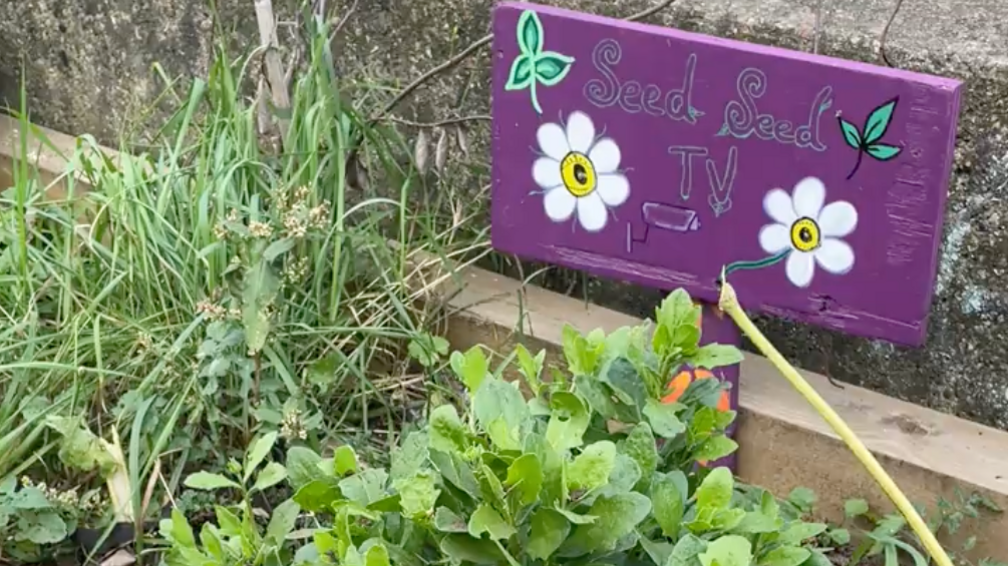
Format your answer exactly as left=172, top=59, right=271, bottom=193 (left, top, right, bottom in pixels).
left=722, top=250, right=790, bottom=276
left=716, top=278, right=955, bottom=566
left=846, top=149, right=863, bottom=180
left=530, top=79, right=542, bottom=115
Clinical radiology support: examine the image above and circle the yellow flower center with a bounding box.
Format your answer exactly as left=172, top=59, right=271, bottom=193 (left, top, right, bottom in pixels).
left=559, top=152, right=596, bottom=197
left=790, top=217, right=821, bottom=252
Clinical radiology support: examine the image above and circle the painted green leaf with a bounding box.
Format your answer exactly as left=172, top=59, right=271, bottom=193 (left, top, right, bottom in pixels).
left=528, top=508, right=571, bottom=561
left=651, top=470, right=687, bottom=538
left=758, top=546, right=812, bottom=566
left=562, top=492, right=652, bottom=555
left=546, top=391, right=590, bottom=451
left=504, top=54, right=534, bottom=91
left=862, top=97, right=898, bottom=144
left=534, top=51, right=575, bottom=86
left=468, top=503, right=517, bottom=540
left=838, top=118, right=862, bottom=149
left=866, top=143, right=901, bottom=160
left=516, top=10, right=544, bottom=56
left=567, top=440, right=617, bottom=492
left=698, top=535, right=752, bottom=566
left=696, top=467, right=734, bottom=512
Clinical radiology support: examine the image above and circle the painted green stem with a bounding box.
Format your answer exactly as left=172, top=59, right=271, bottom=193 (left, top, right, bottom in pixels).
left=722, top=250, right=790, bottom=276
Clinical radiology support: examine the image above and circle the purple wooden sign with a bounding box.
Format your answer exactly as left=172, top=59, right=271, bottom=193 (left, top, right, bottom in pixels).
left=490, top=1, right=963, bottom=347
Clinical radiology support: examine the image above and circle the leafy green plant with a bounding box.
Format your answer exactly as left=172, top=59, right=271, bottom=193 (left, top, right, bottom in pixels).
left=840, top=490, right=1004, bottom=566
left=164, top=431, right=301, bottom=565
left=837, top=97, right=902, bottom=179
left=262, top=288, right=832, bottom=566
left=504, top=10, right=576, bottom=114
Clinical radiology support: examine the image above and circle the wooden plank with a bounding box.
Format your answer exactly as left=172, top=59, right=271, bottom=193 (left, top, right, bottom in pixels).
left=442, top=265, right=1008, bottom=561
left=490, top=1, right=963, bottom=346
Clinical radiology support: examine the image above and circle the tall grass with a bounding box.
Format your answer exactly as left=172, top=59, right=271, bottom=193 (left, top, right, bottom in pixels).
left=0, top=12, right=487, bottom=487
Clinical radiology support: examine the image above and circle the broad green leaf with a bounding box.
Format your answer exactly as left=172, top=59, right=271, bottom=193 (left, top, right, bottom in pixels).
left=787, top=487, right=817, bottom=513
left=546, top=392, right=590, bottom=451
left=43, top=416, right=116, bottom=475
left=429, top=449, right=482, bottom=499
left=830, top=528, right=852, bottom=545
left=242, top=260, right=280, bottom=354
left=265, top=499, right=301, bottom=543
left=468, top=503, right=517, bottom=540
left=758, top=547, right=811, bottom=566
left=574, top=374, right=623, bottom=421
left=504, top=453, right=543, bottom=507
left=340, top=468, right=389, bottom=506
left=528, top=508, right=571, bottom=560
left=845, top=498, right=870, bottom=518
left=597, top=453, right=641, bottom=497
left=534, top=51, right=574, bottom=86
left=651, top=471, right=687, bottom=538
left=390, top=430, right=429, bottom=481
left=200, top=523, right=224, bottom=560
left=644, top=399, right=686, bottom=438
left=562, top=492, right=652, bottom=555
left=640, top=537, right=675, bottom=566
left=838, top=118, right=862, bottom=149
left=863, top=97, right=898, bottom=144
left=263, top=237, right=296, bottom=261
left=711, top=508, right=746, bottom=531
left=10, top=487, right=52, bottom=510
left=656, top=289, right=700, bottom=332
left=562, top=325, right=605, bottom=376
left=516, top=9, right=544, bottom=56
left=450, top=346, right=489, bottom=392
left=553, top=507, right=597, bottom=524
left=504, top=55, right=534, bottom=91
left=778, top=521, right=827, bottom=545
left=698, top=535, right=752, bottom=566
left=365, top=544, right=391, bottom=566
left=524, top=433, right=567, bottom=504
left=163, top=508, right=197, bottom=548
left=620, top=422, right=658, bottom=490
left=693, top=436, right=738, bottom=462
left=599, top=357, right=648, bottom=413
left=478, top=462, right=508, bottom=512
left=691, top=344, right=743, bottom=370
left=440, top=534, right=505, bottom=565
left=306, top=353, right=340, bottom=386
left=394, top=470, right=440, bottom=519
left=215, top=506, right=242, bottom=536
left=428, top=404, right=470, bottom=454
left=696, top=467, right=733, bottom=512
left=184, top=471, right=241, bottom=492
left=22, top=511, right=68, bottom=544
left=669, top=534, right=707, bottom=566
left=293, top=478, right=341, bottom=512
left=244, top=431, right=278, bottom=483
left=515, top=343, right=546, bottom=395
left=334, top=445, right=358, bottom=476
left=866, top=143, right=901, bottom=160
left=434, top=506, right=468, bottom=533
left=567, top=440, right=616, bottom=492
left=252, top=462, right=288, bottom=492
left=286, top=446, right=324, bottom=490
left=474, top=377, right=529, bottom=451
left=731, top=510, right=783, bottom=534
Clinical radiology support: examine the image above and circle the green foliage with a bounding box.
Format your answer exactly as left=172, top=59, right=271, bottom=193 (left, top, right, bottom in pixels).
left=837, top=97, right=902, bottom=179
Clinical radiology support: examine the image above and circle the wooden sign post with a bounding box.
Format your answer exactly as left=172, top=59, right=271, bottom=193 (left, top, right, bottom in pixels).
left=489, top=2, right=962, bottom=470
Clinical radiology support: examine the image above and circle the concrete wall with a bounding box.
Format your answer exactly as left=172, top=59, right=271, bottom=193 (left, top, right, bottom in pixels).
left=3, top=0, right=1008, bottom=429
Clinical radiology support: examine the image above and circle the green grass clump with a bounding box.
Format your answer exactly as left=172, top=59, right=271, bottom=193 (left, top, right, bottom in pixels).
left=0, top=14, right=486, bottom=490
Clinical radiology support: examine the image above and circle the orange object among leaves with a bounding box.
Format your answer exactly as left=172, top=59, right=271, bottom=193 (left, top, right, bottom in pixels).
left=660, top=367, right=731, bottom=412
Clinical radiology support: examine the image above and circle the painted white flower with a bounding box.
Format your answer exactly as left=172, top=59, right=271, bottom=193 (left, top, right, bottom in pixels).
left=758, top=177, right=858, bottom=288
left=532, top=111, right=629, bottom=232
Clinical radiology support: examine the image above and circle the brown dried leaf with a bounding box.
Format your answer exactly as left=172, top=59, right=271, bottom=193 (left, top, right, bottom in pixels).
left=435, top=127, right=449, bottom=173
left=414, top=129, right=430, bottom=175
left=456, top=125, right=470, bottom=158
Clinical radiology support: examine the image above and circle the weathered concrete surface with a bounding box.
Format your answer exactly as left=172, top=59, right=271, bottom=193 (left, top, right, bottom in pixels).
left=3, top=0, right=1008, bottom=430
